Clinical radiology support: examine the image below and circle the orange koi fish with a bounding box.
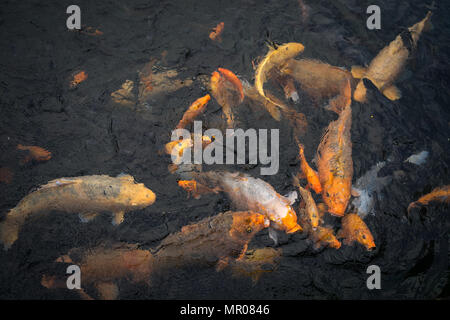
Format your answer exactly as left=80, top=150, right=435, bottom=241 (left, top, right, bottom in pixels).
left=310, top=226, right=341, bottom=250
left=337, top=213, right=375, bottom=251
left=175, top=94, right=211, bottom=129
left=17, top=144, right=52, bottom=163
left=407, top=185, right=450, bottom=213
left=317, top=103, right=353, bottom=217
left=69, top=71, right=88, bottom=88
left=292, top=175, right=320, bottom=229
left=209, top=22, right=224, bottom=42
left=296, top=142, right=322, bottom=194
left=217, top=68, right=244, bottom=102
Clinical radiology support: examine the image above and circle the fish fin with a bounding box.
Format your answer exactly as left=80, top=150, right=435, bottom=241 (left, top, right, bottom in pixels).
left=79, top=212, right=99, bottom=223
left=38, top=178, right=81, bottom=190
left=351, top=188, right=361, bottom=197
left=382, top=85, right=402, bottom=101
left=268, top=227, right=279, bottom=246
left=96, top=282, right=119, bottom=300
left=284, top=191, right=298, bottom=205
left=351, top=66, right=367, bottom=79
left=111, top=211, right=125, bottom=226
left=353, top=80, right=367, bottom=102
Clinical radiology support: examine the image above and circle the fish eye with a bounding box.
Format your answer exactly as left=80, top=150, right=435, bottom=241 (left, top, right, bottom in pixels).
left=246, top=227, right=253, bottom=233
left=362, top=235, right=366, bottom=239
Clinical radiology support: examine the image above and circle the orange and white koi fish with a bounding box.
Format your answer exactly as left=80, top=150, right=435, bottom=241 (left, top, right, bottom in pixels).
left=292, top=175, right=320, bottom=229
left=164, top=134, right=212, bottom=163
left=317, top=104, right=353, bottom=217
left=17, top=144, right=52, bottom=163
left=296, top=142, right=322, bottom=194
left=337, top=213, right=375, bottom=251
left=42, top=243, right=152, bottom=300
left=407, top=185, right=450, bottom=213
left=178, top=171, right=302, bottom=245
left=69, top=71, right=88, bottom=88
left=352, top=11, right=432, bottom=102
left=175, top=94, right=211, bottom=129
left=0, top=174, right=156, bottom=250
left=254, top=42, right=304, bottom=111
left=209, top=22, right=224, bottom=42
left=210, top=68, right=244, bottom=128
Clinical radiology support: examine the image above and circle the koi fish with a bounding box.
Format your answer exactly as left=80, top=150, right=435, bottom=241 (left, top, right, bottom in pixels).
left=178, top=171, right=302, bottom=245
left=69, top=71, right=88, bottom=88
left=310, top=226, right=341, bottom=250
left=407, top=185, right=450, bottom=213
left=296, top=142, right=322, bottom=194
left=292, top=175, right=320, bottom=229
left=175, top=94, right=211, bottom=129
left=254, top=42, right=304, bottom=111
left=42, top=243, right=152, bottom=300
left=17, top=144, right=52, bottom=163
left=230, top=247, right=281, bottom=284
left=280, top=58, right=352, bottom=113
left=0, top=174, right=156, bottom=250
left=317, top=104, right=353, bottom=217
left=210, top=69, right=244, bottom=128
left=152, top=211, right=269, bottom=273
left=352, top=11, right=432, bottom=102
left=0, top=167, right=14, bottom=184
left=209, top=22, right=224, bottom=42
left=164, top=134, right=212, bottom=163
left=337, top=213, right=375, bottom=251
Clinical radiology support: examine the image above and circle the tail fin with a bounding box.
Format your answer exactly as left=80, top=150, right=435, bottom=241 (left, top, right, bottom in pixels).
left=0, top=209, right=23, bottom=250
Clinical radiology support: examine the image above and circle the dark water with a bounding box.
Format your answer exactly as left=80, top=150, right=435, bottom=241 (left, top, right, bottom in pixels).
left=0, top=0, right=448, bottom=299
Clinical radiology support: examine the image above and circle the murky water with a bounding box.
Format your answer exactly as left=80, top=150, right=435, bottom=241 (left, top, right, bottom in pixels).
left=0, top=0, right=448, bottom=299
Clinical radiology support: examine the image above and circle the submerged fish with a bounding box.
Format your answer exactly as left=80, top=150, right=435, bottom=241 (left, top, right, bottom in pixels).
left=17, top=144, right=52, bottom=163
left=280, top=59, right=353, bottom=113
left=292, top=175, right=320, bottom=229
left=0, top=174, right=156, bottom=250
left=337, top=213, right=375, bottom=251
left=210, top=68, right=244, bottom=128
left=254, top=42, right=305, bottom=111
left=296, top=142, right=322, bottom=194
left=407, top=185, right=450, bottom=213
left=164, top=134, right=212, bottom=164
left=209, top=22, right=224, bottom=42
left=230, top=247, right=282, bottom=284
left=152, top=211, right=269, bottom=272
left=69, top=71, right=88, bottom=88
left=404, top=150, right=429, bottom=166
left=352, top=161, right=392, bottom=218
left=310, top=226, right=341, bottom=250
left=178, top=171, right=302, bottom=244
left=352, top=11, right=432, bottom=102
left=42, top=243, right=152, bottom=300
left=317, top=104, right=353, bottom=217
left=175, top=94, right=211, bottom=129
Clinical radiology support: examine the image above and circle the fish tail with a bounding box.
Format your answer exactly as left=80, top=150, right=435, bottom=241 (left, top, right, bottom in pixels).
left=0, top=208, right=24, bottom=250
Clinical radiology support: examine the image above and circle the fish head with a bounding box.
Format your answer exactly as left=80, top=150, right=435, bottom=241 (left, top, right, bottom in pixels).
left=317, top=227, right=341, bottom=249
left=120, top=180, right=156, bottom=208
left=281, top=206, right=303, bottom=234
left=285, top=42, right=305, bottom=56
left=229, top=211, right=269, bottom=241
left=355, top=228, right=376, bottom=251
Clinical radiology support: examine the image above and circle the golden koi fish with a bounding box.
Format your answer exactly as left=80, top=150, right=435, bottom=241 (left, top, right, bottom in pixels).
left=296, top=142, right=322, bottom=194
left=292, top=175, right=320, bottom=229
left=254, top=42, right=304, bottom=111
left=0, top=174, right=156, bottom=250
left=352, top=11, right=432, bottom=102
left=317, top=104, right=353, bottom=217
left=310, top=226, right=341, bottom=250
left=337, top=213, right=375, bottom=251
left=175, top=94, right=211, bottom=129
